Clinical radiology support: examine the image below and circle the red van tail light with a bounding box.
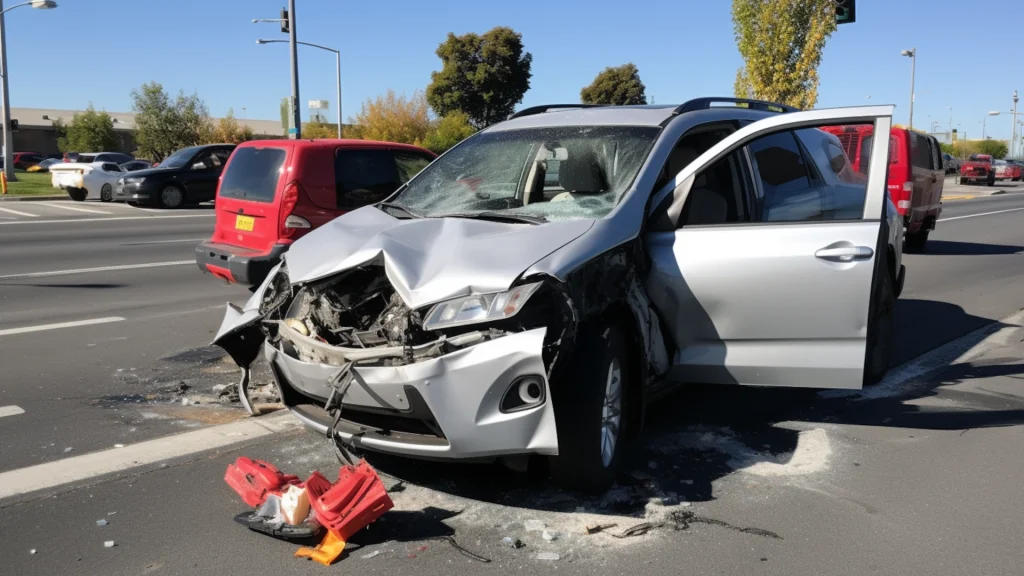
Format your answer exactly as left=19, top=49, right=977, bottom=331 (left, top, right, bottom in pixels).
left=902, top=181, right=913, bottom=192
left=279, top=180, right=303, bottom=239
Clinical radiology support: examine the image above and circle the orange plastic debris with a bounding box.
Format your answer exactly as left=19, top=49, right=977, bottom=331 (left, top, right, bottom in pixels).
left=294, top=530, right=346, bottom=566
left=311, top=460, right=394, bottom=542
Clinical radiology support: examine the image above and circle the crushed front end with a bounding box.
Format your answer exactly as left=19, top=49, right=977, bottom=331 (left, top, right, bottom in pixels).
left=215, top=262, right=575, bottom=460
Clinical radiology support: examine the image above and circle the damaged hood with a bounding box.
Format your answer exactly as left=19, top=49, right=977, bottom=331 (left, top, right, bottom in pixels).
left=284, top=206, right=594, bottom=309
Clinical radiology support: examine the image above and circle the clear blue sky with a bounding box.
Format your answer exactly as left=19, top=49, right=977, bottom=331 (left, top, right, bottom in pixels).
left=4, top=0, right=1023, bottom=140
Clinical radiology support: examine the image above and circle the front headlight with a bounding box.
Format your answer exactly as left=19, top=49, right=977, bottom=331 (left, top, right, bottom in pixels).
left=422, top=282, right=542, bottom=331
left=125, top=177, right=146, bottom=185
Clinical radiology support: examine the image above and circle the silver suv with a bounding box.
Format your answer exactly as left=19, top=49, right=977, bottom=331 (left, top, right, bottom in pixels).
left=215, top=98, right=905, bottom=491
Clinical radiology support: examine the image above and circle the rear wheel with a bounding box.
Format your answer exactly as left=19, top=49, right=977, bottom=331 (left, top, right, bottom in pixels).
left=158, top=185, right=184, bottom=209
left=100, top=184, right=113, bottom=202
left=550, top=326, right=630, bottom=492
left=67, top=188, right=87, bottom=202
left=904, top=230, right=929, bottom=253
left=959, top=177, right=966, bottom=185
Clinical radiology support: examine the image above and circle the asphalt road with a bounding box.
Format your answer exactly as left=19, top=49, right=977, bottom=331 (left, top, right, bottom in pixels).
left=1, top=193, right=1023, bottom=575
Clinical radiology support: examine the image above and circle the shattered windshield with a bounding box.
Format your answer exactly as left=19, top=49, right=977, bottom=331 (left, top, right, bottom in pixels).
left=385, top=125, right=659, bottom=222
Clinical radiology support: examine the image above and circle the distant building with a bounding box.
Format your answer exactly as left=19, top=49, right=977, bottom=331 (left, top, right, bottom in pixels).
left=9, top=107, right=286, bottom=156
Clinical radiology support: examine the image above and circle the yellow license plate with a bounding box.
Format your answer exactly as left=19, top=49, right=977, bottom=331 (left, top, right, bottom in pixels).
left=235, top=215, right=255, bottom=231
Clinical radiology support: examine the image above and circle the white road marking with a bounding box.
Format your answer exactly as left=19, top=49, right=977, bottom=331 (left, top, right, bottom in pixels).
left=0, top=206, right=39, bottom=217
left=39, top=202, right=111, bottom=215
left=0, top=317, right=124, bottom=337
left=0, top=405, right=25, bottom=418
left=940, top=207, right=1024, bottom=222
left=0, top=214, right=214, bottom=226
left=0, top=412, right=300, bottom=499
left=123, top=238, right=206, bottom=245
left=0, top=260, right=193, bottom=280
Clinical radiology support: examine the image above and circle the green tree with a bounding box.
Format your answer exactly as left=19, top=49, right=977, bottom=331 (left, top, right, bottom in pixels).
left=731, top=0, right=837, bottom=109
left=131, top=82, right=213, bottom=161
left=208, top=109, right=255, bottom=144
left=350, top=90, right=432, bottom=145
left=426, top=27, right=533, bottom=128
left=580, top=63, right=647, bottom=106
left=303, top=120, right=340, bottom=139
left=57, top=105, right=118, bottom=153
left=939, top=142, right=954, bottom=155
left=423, top=111, right=477, bottom=154
left=977, top=139, right=1008, bottom=159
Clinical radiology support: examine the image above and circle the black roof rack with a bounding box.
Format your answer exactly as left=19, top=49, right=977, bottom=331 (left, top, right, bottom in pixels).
left=673, top=97, right=798, bottom=115
left=509, top=104, right=605, bottom=119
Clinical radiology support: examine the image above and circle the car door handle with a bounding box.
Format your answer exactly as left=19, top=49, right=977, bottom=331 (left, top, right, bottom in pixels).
left=815, top=246, right=874, bottom=262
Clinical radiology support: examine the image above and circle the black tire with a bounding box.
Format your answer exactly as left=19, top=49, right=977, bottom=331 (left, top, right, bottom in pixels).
left=864, top=250, right=896, bottom=386
left=100, top=184, right=113, bottom=202
left=158, top=185, right=185, bottom=209
left=549, top=326, right=630, bottom=492
left=987, top=176, right=995, bottom=187
left=67, top=188, right=87, bottom=202
left=904, top=230, right=929, bottom=253
left=959, top=178, right=966, bottom=185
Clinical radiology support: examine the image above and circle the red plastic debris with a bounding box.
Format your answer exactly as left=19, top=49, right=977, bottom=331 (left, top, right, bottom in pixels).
left=224, top=457, right=300, bottom=507
left=310, top=459, right=394, bottom=543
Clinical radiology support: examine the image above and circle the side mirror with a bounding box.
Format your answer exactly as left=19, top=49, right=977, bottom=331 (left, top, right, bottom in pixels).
left=191, top=162, right=206, bottom=171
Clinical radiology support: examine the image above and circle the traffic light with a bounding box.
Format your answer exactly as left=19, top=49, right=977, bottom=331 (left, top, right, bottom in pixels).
left=280, top=8, right=289, bottom=34
left=836, top=0, right=856, bottom=25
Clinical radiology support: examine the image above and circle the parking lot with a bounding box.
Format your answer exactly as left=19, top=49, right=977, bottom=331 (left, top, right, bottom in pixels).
left=2, top=190, right=1023, bottom=574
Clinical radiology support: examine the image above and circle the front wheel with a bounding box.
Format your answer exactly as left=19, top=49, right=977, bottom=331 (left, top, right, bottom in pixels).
left=67, top=188, right=87, bottom=202
left=550, top=326, right=631, bottom=492
left=864, top=256, right=896, bottom=386
left=100, top=184, right=113, bottom=202
left=158, top=185, right=184, bottom=209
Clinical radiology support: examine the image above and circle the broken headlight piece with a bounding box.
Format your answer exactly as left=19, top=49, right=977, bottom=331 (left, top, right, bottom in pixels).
left=421, top=282, right=542, bottom=331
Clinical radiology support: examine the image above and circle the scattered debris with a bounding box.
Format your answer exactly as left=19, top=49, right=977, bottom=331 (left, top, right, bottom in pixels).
left=682, top=479, right=694, bottom=485
left=541, top=530, right=559, bottom=542
left=107, top=512, right=117, bottom=516
left=29, top=549, right=36, bottom=555
left=212, top=384, right=230, bottom=397
left=680, top=501, right=692, bottom=507
left=584, top=523, right=618, bottom=535
left=536, top=552, right=560, bottom=561
left=96, top=519, right=108, bottom=527
left=180, top=398, right=189, bottom=406
left=613, top=521, right=663, bottom=538
left=502, top=537, right=525, bottom=549
left=428, top=536, right=492, bottom=562
left=670, top=510, right=782, bottom=540
left=104, top=541, right=116, bottom=548
left=175, top=381, right=191, bottom=395
left=524, top=519, right=545, bottom=532
left=361, top=550, right=381, bottom=559
left=113, top=444, right=125, bottom=449
left=63, top=447, right=73, bottom=454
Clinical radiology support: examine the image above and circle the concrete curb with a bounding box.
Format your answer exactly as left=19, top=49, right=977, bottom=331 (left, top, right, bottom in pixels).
left=0, top=195, right=67, bottom=202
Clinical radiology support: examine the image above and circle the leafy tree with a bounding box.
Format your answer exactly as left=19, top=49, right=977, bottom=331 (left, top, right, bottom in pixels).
left=427, top=27, right=532, bottom=128
left=131, top=82, right=213, bottom=161
left=57, top=105, right=118, bottom=153
left=939, top=142, right=954, bottom=155
left=423, top=111, right=477, bottom=154
left=977, top=139, right=1008, bottom=159
left=208, top=109, right=255, bottom=144
left=731, top=0, right=837, bottom=109
left=350, top=90, right=432, bottom=145
left=580, top=64, right=647, bottom=106
left=303, top=120, right=340, bottom=139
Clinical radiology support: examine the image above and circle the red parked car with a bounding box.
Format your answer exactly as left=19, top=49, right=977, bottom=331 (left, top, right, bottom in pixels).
left=11, top=151, right=45, bottom=170
left=993, top=159, right=1021, bottom=182
left=195, top=139, right=436, bottom=286
left=821, top=125, right=944, bottom=252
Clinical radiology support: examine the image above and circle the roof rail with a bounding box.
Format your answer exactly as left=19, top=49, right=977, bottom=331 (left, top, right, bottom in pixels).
left=509, top=104, right=605, bottom=120
left=673, top=97, right=797, bottom=115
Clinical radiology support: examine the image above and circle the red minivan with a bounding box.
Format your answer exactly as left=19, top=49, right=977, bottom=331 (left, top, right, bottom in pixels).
left=195, top=139, right=436, bottom=285
left=821, top=125, right=944, bottom=252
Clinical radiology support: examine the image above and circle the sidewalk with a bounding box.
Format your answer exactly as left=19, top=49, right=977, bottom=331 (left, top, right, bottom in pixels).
left=0, top=194, right=67, bottom=202
left=942, top=177, right=1022, bottom=201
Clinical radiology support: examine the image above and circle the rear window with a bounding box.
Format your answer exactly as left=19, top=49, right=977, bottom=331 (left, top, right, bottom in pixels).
left=218, top=147, right=286, bottom=203
left=77, top=155, right=96, bottom=163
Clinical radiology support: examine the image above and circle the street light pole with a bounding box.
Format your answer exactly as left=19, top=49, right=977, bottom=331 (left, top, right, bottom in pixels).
left=983, top=111, right=1000, bottom=140
left=287, top=0, right=300, bottom=139
left=901, top=48, right=916, bottom=129
left=0, top=0, right=57, bottom=183
left=1011, top=90, right=1019, bottom=159
left=257, top=38, right=341, bottom=138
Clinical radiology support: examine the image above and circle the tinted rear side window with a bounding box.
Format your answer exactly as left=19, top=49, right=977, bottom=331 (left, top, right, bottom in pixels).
left=335, top=149, right=401, bottom=209
left=219, top=147, right=286, bottom=203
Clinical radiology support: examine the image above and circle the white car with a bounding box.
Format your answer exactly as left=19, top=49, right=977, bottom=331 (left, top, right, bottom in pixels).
left=50, top=152, right=135, bottom=202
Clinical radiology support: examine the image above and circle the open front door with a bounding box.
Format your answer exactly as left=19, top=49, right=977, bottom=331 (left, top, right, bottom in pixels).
left=645, top=106, right=894, bottom=390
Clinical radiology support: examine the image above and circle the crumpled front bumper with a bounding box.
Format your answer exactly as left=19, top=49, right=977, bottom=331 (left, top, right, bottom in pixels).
left=266, top=327, right=559, bottom=460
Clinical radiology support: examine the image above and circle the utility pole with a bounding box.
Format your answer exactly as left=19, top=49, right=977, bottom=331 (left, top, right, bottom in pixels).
left=948, top=106, right=953, bottom=144
left=0, top=1, right=14, bottom=183
left=1011, top=90, right=1019, bottom=159
left=901, top=48, right=916, bottom=130
left=287, top=0, right=300, bottom=139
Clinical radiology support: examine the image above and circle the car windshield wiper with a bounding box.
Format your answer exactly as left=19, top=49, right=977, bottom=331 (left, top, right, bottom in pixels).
left=440, top=211, right=548, bottom=225
left=377, top=202, right=422, bottom=219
